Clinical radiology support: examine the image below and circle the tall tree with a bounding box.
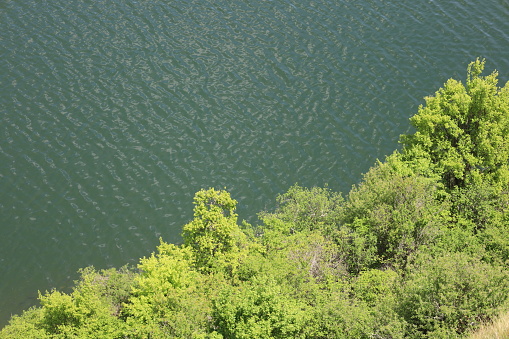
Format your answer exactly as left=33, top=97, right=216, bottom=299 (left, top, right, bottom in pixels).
left=401, top=58, right=509, bottom=189
left=182, top=188, right=244, bottom=272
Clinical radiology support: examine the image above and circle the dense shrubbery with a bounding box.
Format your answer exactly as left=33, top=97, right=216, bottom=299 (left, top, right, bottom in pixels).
left=2, top=59, right=509, bottom=338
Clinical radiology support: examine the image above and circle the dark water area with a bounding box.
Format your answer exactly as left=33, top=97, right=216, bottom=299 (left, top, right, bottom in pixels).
left=1, top=0, right=509, bottom=326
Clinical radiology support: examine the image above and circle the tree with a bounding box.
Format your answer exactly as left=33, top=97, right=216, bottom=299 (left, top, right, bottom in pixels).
left=125, top=241, right=212, bottom=338
left=341, top=154, right=448, bottom=270
left=398, top=252, right=509, bottom=337
left=182, top=188, right=245, bottom=272
left=0, top=267, right=135, bottom=338
left=259, top=184, right=343, bottom=235
left=401, top=58, right=509, bottom=189
left=211, top=275, right=310, bottom=339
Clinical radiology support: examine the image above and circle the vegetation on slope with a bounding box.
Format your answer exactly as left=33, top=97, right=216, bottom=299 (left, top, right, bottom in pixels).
left=2, top=59, right=509, bottom=338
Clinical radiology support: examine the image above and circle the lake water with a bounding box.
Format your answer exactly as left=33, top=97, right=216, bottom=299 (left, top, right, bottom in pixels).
left=1, top=0, right=509, bottom=326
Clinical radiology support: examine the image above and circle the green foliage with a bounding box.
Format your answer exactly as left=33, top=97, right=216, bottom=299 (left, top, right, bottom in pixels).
left=125, top=240, right=211, bottom=338
left=0, top=266, right=135, bottom=338
left=76, top=266, right=136, bottom=319
left=353, top=268, right=399, bottom=307
left=43, top=267, right=134, bottom=338
left=0, top=308, right=49, bottom=339
left=211, top=275, right=310, bottom=339
left=259, top=230, right=347, bottom=294
left=39, top=290, right=80, bottom=333
left=305, top=279, right=406, bottom=339
left=401, top=58, right=509, bottom=189
left=182, top=188, right=246, bottom=273
left=446, top=183, right=509, bottom=263
left=399, top=252, right=509, bottom=337
left=284, top=231, right=347, bottom=285
left=341, top=154, right=449, bottom=270
left=260, top=184, right=343, bottom=235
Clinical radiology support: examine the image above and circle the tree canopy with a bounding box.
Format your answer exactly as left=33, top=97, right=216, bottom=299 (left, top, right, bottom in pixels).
left=401, top=58, right=509, bottom=189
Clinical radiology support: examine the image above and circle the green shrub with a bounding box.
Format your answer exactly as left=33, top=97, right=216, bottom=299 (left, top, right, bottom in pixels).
left=259, top=184, right=343, bottom=235
left=342, top=154, right=448, bottom=270
left=399, top=252, right=509, bottom=337
left=211, top=275, right=310, bottom=339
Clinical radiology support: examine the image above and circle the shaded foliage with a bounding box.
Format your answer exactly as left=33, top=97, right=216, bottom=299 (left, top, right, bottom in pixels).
left=399, top=252, right=509, bottom=337
left=341, top=153, right=449, bottom=270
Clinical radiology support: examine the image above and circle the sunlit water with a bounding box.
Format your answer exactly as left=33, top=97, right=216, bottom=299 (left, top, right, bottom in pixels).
left=1, top=0, right=509, bottom=326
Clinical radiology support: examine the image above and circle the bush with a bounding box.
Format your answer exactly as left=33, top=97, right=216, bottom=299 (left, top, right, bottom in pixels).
left=211, top=275, right=310, bottom=339
left=342, top=154, right=448, bottom=270
left=259, top=184, right=343, bottom=235
left=399, top=252, right=509, bottom=337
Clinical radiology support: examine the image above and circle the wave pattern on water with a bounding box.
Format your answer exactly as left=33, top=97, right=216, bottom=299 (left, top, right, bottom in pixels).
left=1, top=0, right=509, bottom=326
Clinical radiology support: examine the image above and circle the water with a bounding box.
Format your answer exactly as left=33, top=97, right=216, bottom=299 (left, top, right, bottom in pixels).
left=1, top=0, right=509, bottom=326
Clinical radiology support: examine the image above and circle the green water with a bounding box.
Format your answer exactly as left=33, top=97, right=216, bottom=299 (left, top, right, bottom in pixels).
left=1, top=0, right=509, bottom=326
